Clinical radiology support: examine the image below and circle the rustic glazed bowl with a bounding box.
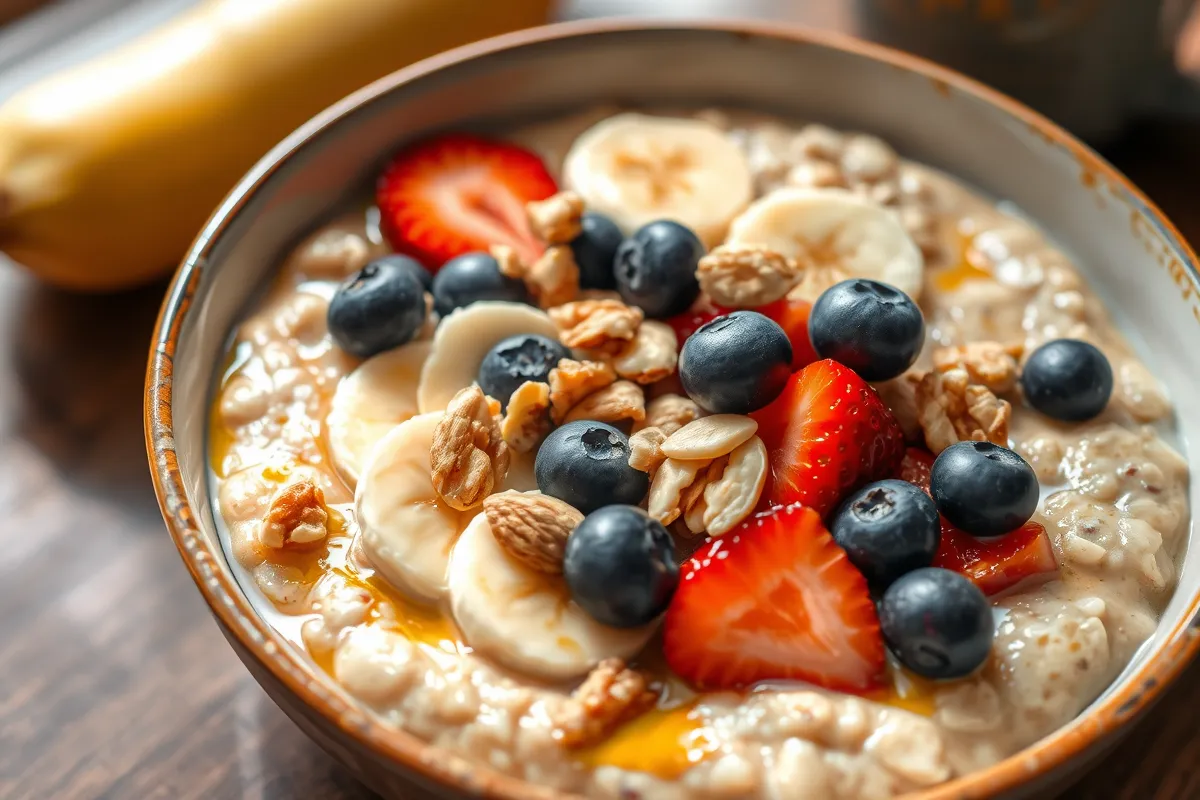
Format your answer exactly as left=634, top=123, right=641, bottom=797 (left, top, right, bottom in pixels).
left=146, top=19, right=1200, bottom=800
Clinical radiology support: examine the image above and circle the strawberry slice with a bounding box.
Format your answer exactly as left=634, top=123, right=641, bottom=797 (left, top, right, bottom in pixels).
left=666, top=302, right=725, bottom=348
left=376, top=133, right=557, bottom=269
left=752, top=360, right=905, bottom=516
left=899, top=447, right=1059, bottom=595
left=664, top=504, right=886, bottom=692
left=667, top=296, right=817, bottom=369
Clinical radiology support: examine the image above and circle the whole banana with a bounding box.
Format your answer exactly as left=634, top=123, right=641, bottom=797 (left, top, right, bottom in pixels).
left=0, top=0, right=551, bottom=290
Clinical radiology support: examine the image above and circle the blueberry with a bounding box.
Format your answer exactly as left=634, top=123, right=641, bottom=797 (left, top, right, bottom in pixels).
left=564, top=505, right=678, bottom=627
left=679, top=311, right=793, bottom=414
left=878, top=567, right=994, bottom=680
left=613, top=221, right=703, bottom=317
left=477, top=334, right=570, bottom=410
left=571, top=212, right=624, bottom=290
left=535, top=421, right=649, bottom=514
left=808, top=279, right=925, bottom=381
left=431, top=251, right=529, bottom=317
left=328, top=258, right=427, bottom=358
left=830, top=479, right=940, bottom=589
left=1021, top=339, right=1113, bottom=422
left=372, top=253, right=433, bottom=291
left=930, top=441, right=1038, bottom=538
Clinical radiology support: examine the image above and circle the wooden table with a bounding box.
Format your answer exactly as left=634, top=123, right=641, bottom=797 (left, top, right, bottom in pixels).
left=2, top=7, right=1200, bottom=800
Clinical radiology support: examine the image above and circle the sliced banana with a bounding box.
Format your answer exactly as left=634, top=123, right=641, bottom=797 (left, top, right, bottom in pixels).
left=563, top=112, right=753, bottom=247
left=326, top=340, right=431, bottom=486
left=355, top=412, right=475, bottom=601
left=725, top=187, right=924, bottom=300
left=448, top=510, right=657, bottom=681
left=416, top=302, right=560, bottom=413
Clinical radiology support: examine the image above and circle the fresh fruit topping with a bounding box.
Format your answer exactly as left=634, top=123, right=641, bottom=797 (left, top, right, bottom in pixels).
left=829, top=479, right=941, bottom=590
left=663, top=504, right=886, bottom=692
left=535, top=421, right=649, bottom=514
left=759, top=296, right=819, bottom=370
left=930, top=441, right=1038, bottom=538
left=752, top=360, right=905, bottom=516
left=477, top=334, right=570, bottom=411
left=898, top=447, right=1058, bottom=596
left=934, top=521, right=1058, bottom=596
left=666, top=302, right=725, bottom=348
left=614, top=221, right=704, bottom=318
left=563, top=113, right=754, bottom=247
left=327, top=258, right=428, bottom=358
left=878, top=567, right=994, bottom=680
left=725, top=187, right=924, bottom=301
left=377, top=133, right=557, bottom=267
left=564, top=505, right=679, bottom=628
left=571, top=211, right=624, bottom=290
left=1021, top=338, right=1113, bottom=422
left=430, top=251, right=530, bottom=317
left=679, top=311, right=793, bottom=414
left=808, top=279, right=925, bottom=381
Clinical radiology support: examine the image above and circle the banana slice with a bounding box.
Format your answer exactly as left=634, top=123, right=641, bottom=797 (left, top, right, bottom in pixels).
left=355, top=412, right=475, bottom=601
left=563, top=113, right=753, bottom=247
left=448, top=510, right=657, bottom=681
left=326, top=340, right=431, bottom=486
left=416, top=302, right=560, bottom=413
left=725, top=187, right=924, bottom=300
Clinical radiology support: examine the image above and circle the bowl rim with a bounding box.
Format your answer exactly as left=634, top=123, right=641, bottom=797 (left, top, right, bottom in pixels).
left=145, top=16, right=1200, bottom=800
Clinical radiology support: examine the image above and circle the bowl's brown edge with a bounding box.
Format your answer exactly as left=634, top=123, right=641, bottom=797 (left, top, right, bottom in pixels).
left=144, top=17, right=1200, bottom=800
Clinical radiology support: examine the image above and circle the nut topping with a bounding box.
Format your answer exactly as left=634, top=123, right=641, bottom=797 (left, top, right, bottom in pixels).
left=483, top=491, right=583, bottom=574
left=526, top=191, right=585, bottom=245
left=702, top=435, right=768, bottom=536
left=430, top=385, right=511, bottom=510
left=549, top=299, right=644, bottom=352
left=916, top=368, right=1011, bottom=455
left=553, top=658, right=656, bottom=749
left=932, top=341, right=1023, bottom=394
left=628, top=427, right=668, bottom=477
left=612, top=321, right=678, bottom=385
left=500, top=381, right=552, bottom=454
left=563, top=380, right=646, bottom=426
left=660, top=414, right=758, bottom=461
left=698, top=244, right=803, bottom=308
left=548, top=359, right=617, bottom=424
left=635, top=393, right=702, bottom=435
left=260, top=478, right=329, bottom=549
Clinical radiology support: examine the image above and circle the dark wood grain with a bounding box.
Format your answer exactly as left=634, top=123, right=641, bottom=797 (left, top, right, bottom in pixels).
left=2, top=12, right=1200, bottom=800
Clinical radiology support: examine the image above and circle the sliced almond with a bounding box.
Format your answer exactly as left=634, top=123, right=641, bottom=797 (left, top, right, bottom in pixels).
left=660, top=414, right=758, bottom=461
left=702, top=436, right=768, bottom=536
left=647, top=458, right=704, bottom=525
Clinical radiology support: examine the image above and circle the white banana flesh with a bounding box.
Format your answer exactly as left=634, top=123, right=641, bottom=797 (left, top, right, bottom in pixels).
left=563, top=113, right=753, bottom=247
left=448, top=510, right=658, bottom=681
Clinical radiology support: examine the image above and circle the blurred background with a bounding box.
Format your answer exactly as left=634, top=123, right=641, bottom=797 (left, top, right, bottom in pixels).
left=0, top=2, right=1198, bottom=799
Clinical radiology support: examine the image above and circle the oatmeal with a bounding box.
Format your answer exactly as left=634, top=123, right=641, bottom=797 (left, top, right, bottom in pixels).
left=209, top=109, right=1187, bottom=799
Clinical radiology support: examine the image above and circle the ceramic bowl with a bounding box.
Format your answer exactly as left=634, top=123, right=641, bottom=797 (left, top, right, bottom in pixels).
left=146, top=19, right=1200, bottom=800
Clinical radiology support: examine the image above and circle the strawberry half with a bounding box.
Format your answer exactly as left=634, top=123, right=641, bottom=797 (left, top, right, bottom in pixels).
left=752, top=360, right=905, bottom=516
left=899, top=447, right=1059, bottom=595
left=376, top=133, right=557, bottom=269
left=664, top=504, right=886, bottom=693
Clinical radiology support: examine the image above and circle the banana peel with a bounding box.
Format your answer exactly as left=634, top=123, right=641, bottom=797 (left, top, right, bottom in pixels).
left=0, top=0, right=551, bottom=291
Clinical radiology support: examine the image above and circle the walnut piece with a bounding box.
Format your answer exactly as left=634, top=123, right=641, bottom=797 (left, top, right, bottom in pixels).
left=483, top=491, right=583, bottom=574
left=430, top=386, right=510, bottom=510
left=500, top=381, right=552, bottom=454
left=554, top=658, right=656, bottom=748
left=563, top=380, right=646, bottom=425
left=628, top=427, right=668, bottom=477
left=260, top=479, right=329, bottom=549
left=527, top=191, right=584, bottom=245
left=698, top=244, right=803, bottom=308
left=932, top=341, right=1023, bottom=394
left=549, top=359, right=616, bottom=424
left=491, top=244, right=525, bottom=279
left=635, top=393, right=701, bottom=435
left=549, top=299, right=644, bottom=352
left=916, top=368, right=1011, bottom=454
left=612, top=321, right=678, bottom=384
left=528, top=246, right=581, bottom=308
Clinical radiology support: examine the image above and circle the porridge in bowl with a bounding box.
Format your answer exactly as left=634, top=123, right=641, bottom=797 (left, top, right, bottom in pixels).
left=209, top=109, right=1188, bottom=799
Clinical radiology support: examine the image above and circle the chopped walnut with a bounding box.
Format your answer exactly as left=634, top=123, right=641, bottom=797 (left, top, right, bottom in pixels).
left=430, top=386, right=511, bottom=510
left=932, top=341, right=1023, bottom=394
left=628, top=427, right=668, bottom=477
left=563, top=380, right=646, bottom=426
left=491, top=244, right=525, bottom=279
left=554, top=659, right=657, bottom=748
left=526, top=191, right=584, bottom=245
left=549, top=299, right=644, bottom=352
left=483, top=491, right=583, bottom=574
left=549, top=359, right=617, bottom=424
left=635, top=393, right=702, bottom=435
left=528, top=246, right=580, bottom=308
left=916, top=368, right=1011, bottom=454
left=612, top=321, right=678, bottom=384
left=698, top=244, right=803, bottom=308
left=260, top=479, right=329, bottom=549
left=500, top=381, right=552, bottom=454
left=787, top=160, right=846, bottom=189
